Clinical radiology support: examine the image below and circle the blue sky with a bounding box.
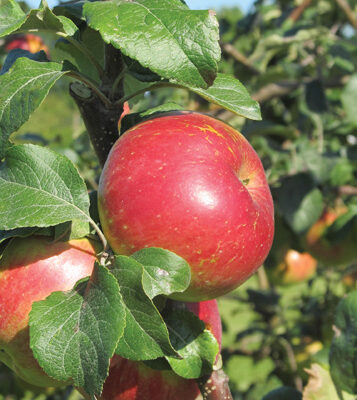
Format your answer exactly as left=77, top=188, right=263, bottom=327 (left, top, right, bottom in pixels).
left=26, top=0, right=255, bottom=13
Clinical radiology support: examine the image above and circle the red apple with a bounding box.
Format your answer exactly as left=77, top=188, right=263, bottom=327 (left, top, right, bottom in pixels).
left=100, top=300, right=222, bottom=400
left=98, top=112, right=274, bottom=301
left=5, top=34, right=49, bottom=55
left=0, top=236, right=98, bottom=387
left=304, top=207, right=357, bottom=266
left=269, top=249, right=317, bottom=284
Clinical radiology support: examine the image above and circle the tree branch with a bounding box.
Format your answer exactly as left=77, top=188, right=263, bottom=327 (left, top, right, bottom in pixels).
left=197, top=366, right=233, bottom=400
left=221, top=43, right=260, bottom=75
left=288, top=0, right=313, bottom=23
left=335, top=0, right=357, bottom=30
left=70, top=82, right=122, bottom=168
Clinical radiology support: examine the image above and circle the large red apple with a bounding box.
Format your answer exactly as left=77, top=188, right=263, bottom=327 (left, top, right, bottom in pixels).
left=0, top=236, right=97, bottom=387
left=304, top=207, right=357, bottom=266
left=98, top=112, right=274, bottom=301
left=100, top=299, right=222, bottom=400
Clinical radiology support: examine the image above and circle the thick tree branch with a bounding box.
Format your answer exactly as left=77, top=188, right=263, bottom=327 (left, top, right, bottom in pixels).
left=70, top=82, right=122, bottom=168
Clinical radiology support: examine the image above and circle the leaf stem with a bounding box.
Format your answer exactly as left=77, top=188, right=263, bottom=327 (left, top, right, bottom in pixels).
left=114, top=81, right=178, bottom=107
left=110, top=66, right=128, bottom=101
left=56, top=33, right=105, bottom=79
left=88, top=217, right=108, bottom=252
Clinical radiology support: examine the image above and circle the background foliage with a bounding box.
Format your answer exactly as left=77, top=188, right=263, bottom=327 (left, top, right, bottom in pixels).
left=0, top=0, right=356, bottom=399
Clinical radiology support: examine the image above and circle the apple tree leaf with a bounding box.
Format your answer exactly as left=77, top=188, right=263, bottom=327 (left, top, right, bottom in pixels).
left=0, top=49, right=49, bottom=75
left=0, top=58, right=67, bottom=157
left=83, top=0, right=220, bottom=88
left=164, top=309, right=219, bottom=379
left=15, top=0, right=77, bottom=37
left=330, top=291, right=357, bottom=395
left=110, top=255, right=181, bottom=360
left=0, top=144, right=90, bottom=230
left=303, top=364, right=339, bottom=400
left=184, top=73, right=261, bottom=121
left=274, top=173, right=324, bottom=234
left=29, top=263, right=125, bottom=398
left=0, top=0, right=26, bottom=37
left=262, top=386, right=302, bottom=400
left=131, top=247, right=191, bottom=299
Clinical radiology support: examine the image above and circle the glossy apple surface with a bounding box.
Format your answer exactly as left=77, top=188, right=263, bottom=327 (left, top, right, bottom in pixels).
left=98, top=112, right=274, bottom=301
left=0, top=236, right=97, bottom=387
left=100, top=299, right=221, bottom=400
left=304, top=207, right=357, bottom=266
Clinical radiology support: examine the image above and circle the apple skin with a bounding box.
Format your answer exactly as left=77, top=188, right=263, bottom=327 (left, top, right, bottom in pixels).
left=269, top=249, right=317, bottom=285
left=100, top=300, right=222, bottom=400
left=98, top=112, right=274, bottom=301
left=5, top=34, right=49, bottom=55
left=304, top=207, right=357, bottom=266
left=0, top=236, right=97, bottom=387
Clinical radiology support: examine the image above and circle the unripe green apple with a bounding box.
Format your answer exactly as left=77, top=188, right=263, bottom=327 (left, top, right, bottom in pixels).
left=100, top=300, right=222, bottom=400
left=0, top=236, right=97, bottom=387
left=98, top=112, right=274, bottom=301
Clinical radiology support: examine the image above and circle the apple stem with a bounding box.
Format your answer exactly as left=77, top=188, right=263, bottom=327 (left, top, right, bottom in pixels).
left=197, top=368, right=233, bottom=400
left=88, top=218, right=108, bottom=253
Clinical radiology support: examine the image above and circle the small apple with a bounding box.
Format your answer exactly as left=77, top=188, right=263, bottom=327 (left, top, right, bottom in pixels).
left=268, top=249, right=317, bottom=285
left=100, top=299, right=222, bottom=400
left=304, top=207, right=357, bottom=266
left=0, top=236, right=98, bottom=387
left=5, top=34, right=49, bottom=55
left=98, top=112, right=274, bottom=301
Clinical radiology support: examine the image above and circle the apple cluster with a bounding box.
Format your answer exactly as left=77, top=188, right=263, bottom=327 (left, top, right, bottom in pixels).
left=0, top=112, right=275, bottom=399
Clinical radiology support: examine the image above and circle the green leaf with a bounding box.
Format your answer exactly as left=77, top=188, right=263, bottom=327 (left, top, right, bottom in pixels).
left=0, top=49, right=49, bottom=76
left=262, top=386, right=302, bottom=400
left=303, top=364, right=340, bottom=400
left=274, top=173, right=324, bottom=234
left=330, top=291, right=357, bottom=395
left=110, top=255, right=179, bottom=360
left=0, top=144, right=90, bottom=230
left=185, top=73, right=261, bottom=120
left=83, top=0, right=220, bottom=88
left=131, top=247, right=190, bottom=299
left=164, top=310, right=219, bottom=379
left=0, top=58, right=66, bottom=157
left=0, top=227, right=50, bottom=244
left=18, top=1, right=78, bottom=37
left=0, top=0, right=26, bottom=37
left=341, top=75, right=357, bottom=127
left=120, top=103, right=184, bottom=134
left=29, top=263, right=125, bottom=397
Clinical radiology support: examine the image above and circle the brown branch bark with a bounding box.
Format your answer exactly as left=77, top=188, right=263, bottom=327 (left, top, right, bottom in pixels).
left=288, top=0, right=313, bottom=23
left=337, top=185, right=357, bottom=196
left=221, top=43, right=260, bottom=75
left=197, top=366, right=233, bottom=400
left=335, top=0, right=357, bottom=29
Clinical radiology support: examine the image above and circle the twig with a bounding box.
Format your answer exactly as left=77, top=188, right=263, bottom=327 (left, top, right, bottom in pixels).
left=280, top=337, right=303, bottom=392
left=337, top=185, right=357, bottom=196
left=197, top=367, right=233, bottom=400
left=288, top=0, right=313, bottom=23
left=257, top=266, right=270, bottom=290
left=335, top=0, right=357, bottom=30
left=221, top=43, right=261, bottom=75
